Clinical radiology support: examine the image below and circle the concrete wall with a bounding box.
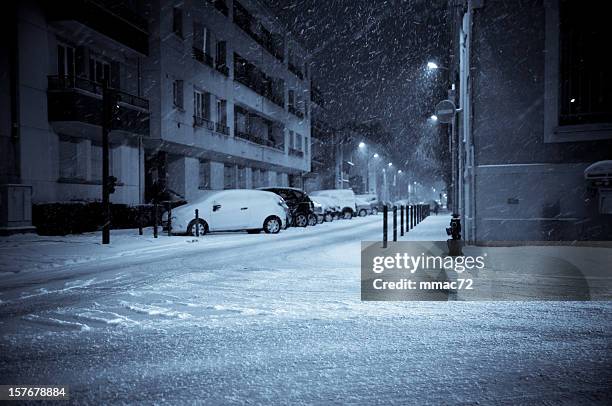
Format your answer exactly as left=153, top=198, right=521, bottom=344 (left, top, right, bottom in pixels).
left=468, top=0, right=612, bottom=241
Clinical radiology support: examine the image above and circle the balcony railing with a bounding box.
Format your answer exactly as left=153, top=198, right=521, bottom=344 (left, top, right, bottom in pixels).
left=48, top=75, right=149, bottom=110
left=215, top=122, right=230, bottom=135
left=289, top=148, right=304, bottom=158
left=193, top=48, right=214, bottom=68
left=47, top=75, right=149, bottom=135
left=235, top=131, right=283, bottom=150
left=193, top=115, right=216, bottom=131
left=288, top=105, right=304, bottom=119
left=215, top=63, right=230, bottom=76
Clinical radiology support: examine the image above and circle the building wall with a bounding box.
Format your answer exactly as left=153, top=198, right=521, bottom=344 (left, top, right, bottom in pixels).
left=466, top=0, right=612, bottom=241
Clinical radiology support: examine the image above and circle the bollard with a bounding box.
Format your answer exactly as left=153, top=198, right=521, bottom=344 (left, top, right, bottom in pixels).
left=393, top=206, right=397, bottom=242
left=410, top=205, right=414, bottom=229
left=138, top=205, right=143, bottom=236
left=400, top=205, right=404, bottom=236
left=167, top=202, right=172, bottom=237
left=195, top=209, right=200, bottom=237
left=382, top=205, right=388, bottom=248
left=405, top=204, right=409, bottom=232
left=153, top=203, right=158, bottom=238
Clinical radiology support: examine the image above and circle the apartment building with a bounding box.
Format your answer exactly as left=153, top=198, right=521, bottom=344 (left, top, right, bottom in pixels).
left=0, top=0, right=311, bottom=233
left=142, top=0, right=311, bottom=203
left=0, top=0, right=150, bottom=233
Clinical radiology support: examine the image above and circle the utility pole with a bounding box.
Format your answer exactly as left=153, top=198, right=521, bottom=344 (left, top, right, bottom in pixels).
left=102, top=80, right=116, bottom=244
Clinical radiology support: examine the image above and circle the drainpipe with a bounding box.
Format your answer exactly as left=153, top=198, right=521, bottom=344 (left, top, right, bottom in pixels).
left=9, top=2, right=21, bottom=184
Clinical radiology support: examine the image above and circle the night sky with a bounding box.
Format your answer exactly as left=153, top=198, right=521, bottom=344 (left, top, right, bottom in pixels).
left=265, top=0, right=451, bottom=181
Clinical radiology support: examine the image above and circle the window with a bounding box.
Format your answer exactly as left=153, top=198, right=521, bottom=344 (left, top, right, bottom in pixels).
left=194, top=90, right=211, bottom=119
left=288, top=90, right=295, bottom=109
left=173, top=7, right=183, bottom=38
left=199, top=160, right=210, bottom=189
left=91, top=144, right=115, bottom=182
left=57, top=43, right=75, bottom=78
left=305, top=135, right=309, bottom=155
left=59, top=139, right=78, bottom=179
left=296, top=133, right=303, bottom=151
left=216, top=98, right=227, bottom=125
left=89, top=56, right=110, bottom=84
left=216, top=41, right=227, bottom=67
left=224, top=164, right=236, bottom=189
left=173, top=79, right=184, bottom=109
left=237, top=166, right=246, bottom=189
left=559, top=0, right=611, bottom=126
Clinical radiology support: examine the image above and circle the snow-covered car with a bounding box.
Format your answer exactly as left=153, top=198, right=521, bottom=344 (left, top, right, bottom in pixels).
left=311, top=200, right=324, bottom=224
left=355, top=193, right=380, bottom=215
left=164, top=189, right=289, bottom=235
left=310, top=195, right=338, bottom=222
left=310, top=189, right=357, bottom=219
left=355, top=197, right=372, bottom=217
left=258, top=187, right=316, bottom=228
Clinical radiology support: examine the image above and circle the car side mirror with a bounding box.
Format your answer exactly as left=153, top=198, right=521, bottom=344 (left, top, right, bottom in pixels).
left=213, top=203, right=221, bottom=212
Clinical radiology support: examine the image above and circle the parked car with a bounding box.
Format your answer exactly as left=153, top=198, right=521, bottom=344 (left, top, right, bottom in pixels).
left=258, top=187, right=316, bottom=228
left=310, top=195, right=338, bottom=222
left=310, top=189, right=357, bottom=219
left=355, top=197, right=372, bottom=217
left=163, top=189, right=289, bottom=235
left=355, top=193, right=380, bottom=215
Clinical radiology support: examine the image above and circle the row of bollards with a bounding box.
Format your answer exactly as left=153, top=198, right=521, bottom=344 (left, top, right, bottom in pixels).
left=382, top=204, right=430, bottom=248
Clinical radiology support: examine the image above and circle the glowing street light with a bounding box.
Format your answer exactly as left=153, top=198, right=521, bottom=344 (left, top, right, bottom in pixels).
left=358, top=141, right=366, bottom=149
left=430, top=114, right=438, bottom=122
left=388, top=162, right=393, bottom=167
left=427, top=61, right=439, bottom=70
left=373, top=153, right=379, bottom=158
left=398, top=170, right=402, bottom=174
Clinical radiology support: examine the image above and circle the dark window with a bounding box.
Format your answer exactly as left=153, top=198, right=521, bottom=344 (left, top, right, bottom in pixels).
left=173, top=79, right=184, bottom=109
left=559, top=0, right=612, bottom=125
left=173, top=7, right=183, bottom=38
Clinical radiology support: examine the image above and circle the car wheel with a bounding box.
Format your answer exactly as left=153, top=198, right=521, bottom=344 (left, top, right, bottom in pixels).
left=308, top=213, right=318, bottom=226
left=372, top=207, right=378, bottom=215
left=294, top=213, right=308, bottom=228
left=187, top=219, right=208, bottom=236
left=343, top=210, right=353, bottom=219
left=359, top=209, right=367, bottom=217
left=263, top=216, right=281, bottom=234
left=324, top=213, right=333, bottom=222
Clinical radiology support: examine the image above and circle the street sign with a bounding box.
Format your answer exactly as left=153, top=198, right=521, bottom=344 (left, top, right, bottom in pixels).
left=435, top=99, right=456, bottom=123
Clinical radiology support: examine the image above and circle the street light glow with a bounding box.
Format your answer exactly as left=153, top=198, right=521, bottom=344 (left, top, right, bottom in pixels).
left=388, top=162, right=393, bottom=167
left=430, top=114, right=438, bottom=121
left=427, top=62, right=439, bottom=69
left=398, top=170, right=402, bottom=174
left=373, top=153, right=379, bottom=158
left=358, top=141, right=366, bottom=149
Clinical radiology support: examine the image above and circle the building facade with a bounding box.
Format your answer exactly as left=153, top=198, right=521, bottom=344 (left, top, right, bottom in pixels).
left=449, top=0, right=612, bottom=243
left=0, top=0, right=311, bottom=233
left=142, top=0, right=311, bottom=203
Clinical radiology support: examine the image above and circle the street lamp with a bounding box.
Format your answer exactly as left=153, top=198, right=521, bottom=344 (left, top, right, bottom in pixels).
left=430, top=114, right=438, bottom=122
left=388, top=162, right=393, bottom=167
left=358, top=141, right=366, bottom=149
left=373, top=153, right=379, bottom=158
left=427, top=61, right=439, bottom=69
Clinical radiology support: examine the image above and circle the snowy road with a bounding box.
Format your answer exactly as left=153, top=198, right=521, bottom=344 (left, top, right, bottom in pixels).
left=1, top=215, right=611, bottom=404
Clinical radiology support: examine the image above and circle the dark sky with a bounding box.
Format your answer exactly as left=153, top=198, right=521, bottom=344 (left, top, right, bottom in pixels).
left=265, top=0, right=451, bottom=179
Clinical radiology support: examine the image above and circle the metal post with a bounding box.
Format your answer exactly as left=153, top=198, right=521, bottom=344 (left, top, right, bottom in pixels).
left=400, top=205, right=404, bottom=236
left=102, top=80, right=112, bottom=244
left=153, top=203, right=158, bottom=238
left=167, top=202, right=172, bottom=237
left=382, top=205, right=388, bottom=248
left=405, top=204, right=409, bottom=232
left=138, top=205, right=143, bottom=235
left=195, top=209, right=200, bottom=237
left=392, top=206, right=397, bottom=242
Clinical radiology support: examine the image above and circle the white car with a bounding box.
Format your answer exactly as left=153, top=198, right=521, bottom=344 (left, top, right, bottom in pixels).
left=310, top=189, right=357, bottom=219
left=164, top=189, right=289, bottom=235
left=356, top=193, right=380, bottom=215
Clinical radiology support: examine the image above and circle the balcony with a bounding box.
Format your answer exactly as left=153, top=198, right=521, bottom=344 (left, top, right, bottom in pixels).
left=215, top=122, right=230, bottom=135
left=215, top=63, right=230, bottom=77
left=45, top=0, right=148, bottom=55
left=235, top=131, right=283, bottom=150
left=288, top=105, right=305, bottom=119
left=192, top=48, right=214, bottom=68
left=193, top=116, right=215, bottom=131
left=233, top=1, right=284, bottom=62
left=289, top=148, right=304, bottom=158
left=234, top=55, right=285, bottom=107
left=47, top=75, right=149, bottom=136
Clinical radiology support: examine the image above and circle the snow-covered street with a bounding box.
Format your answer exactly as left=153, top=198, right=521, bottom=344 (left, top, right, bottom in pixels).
left=1, top=214, right=610, bottom=404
